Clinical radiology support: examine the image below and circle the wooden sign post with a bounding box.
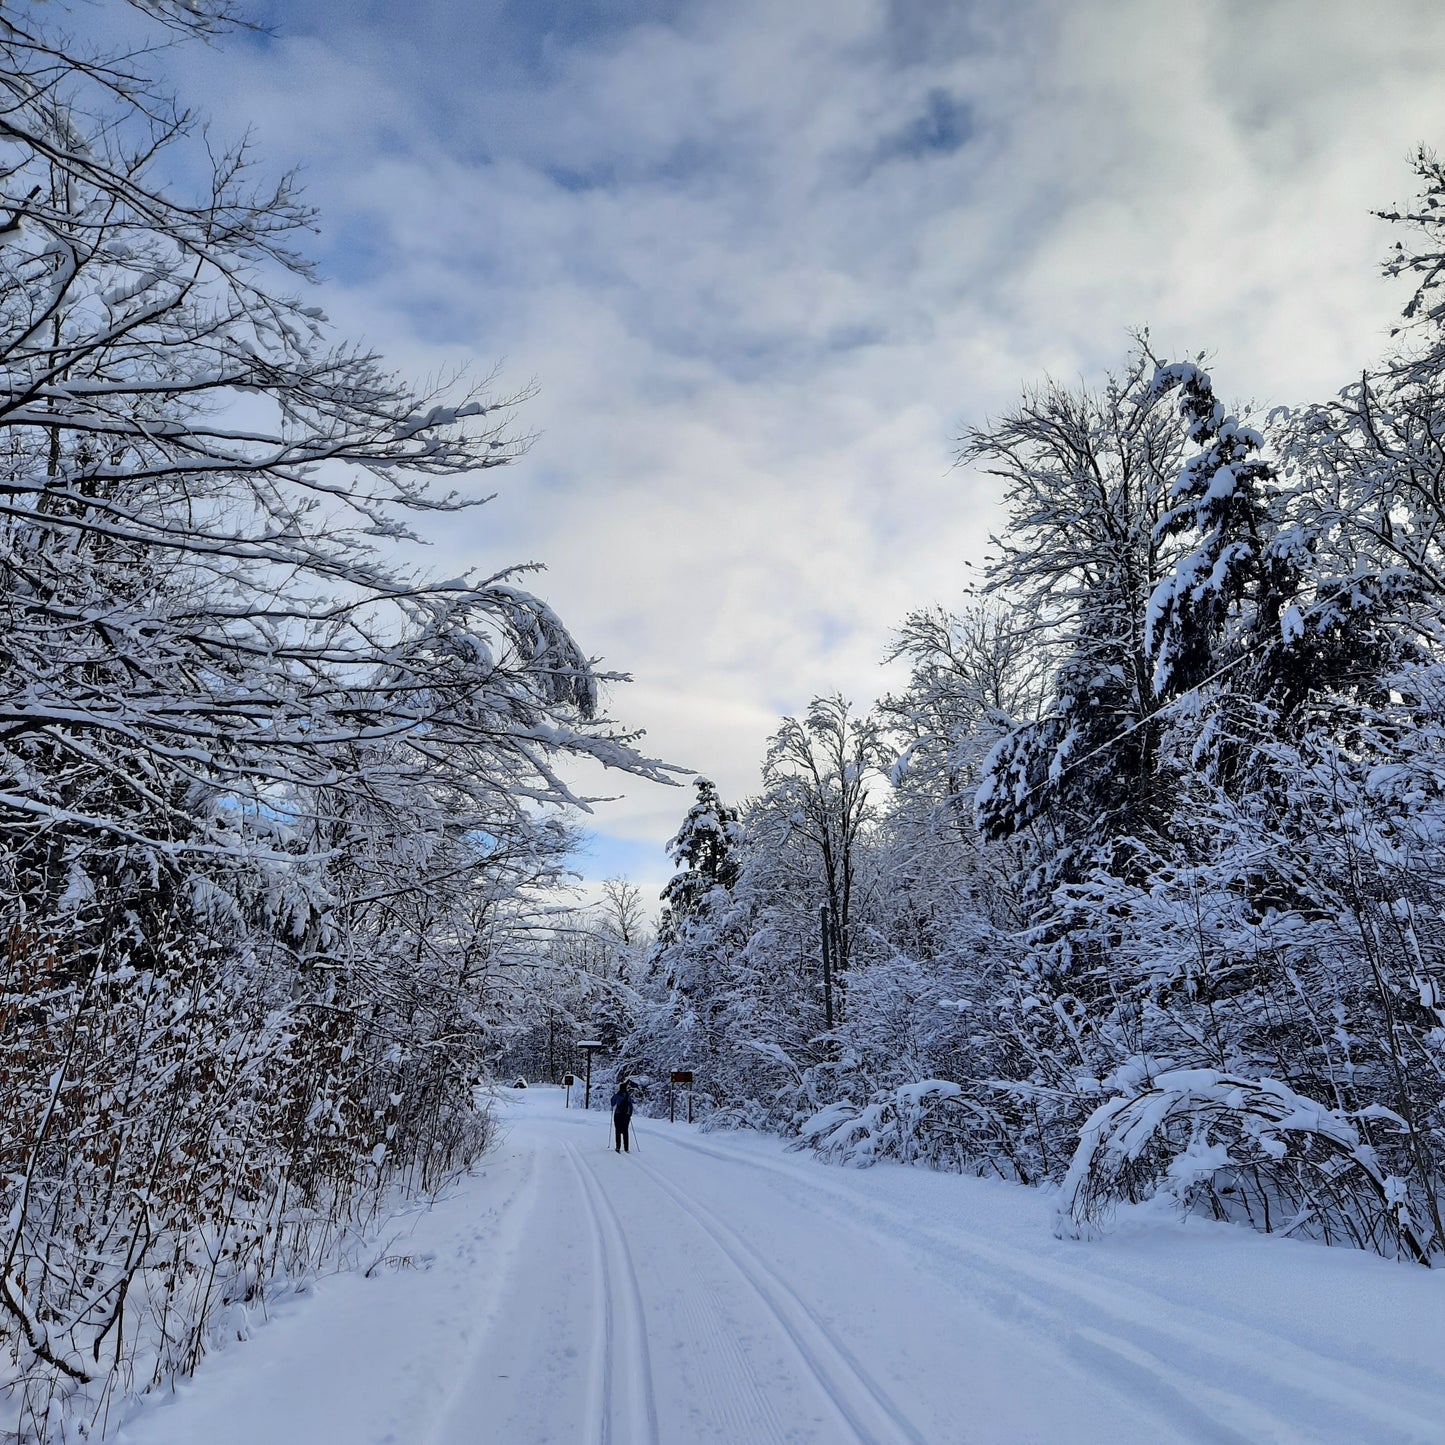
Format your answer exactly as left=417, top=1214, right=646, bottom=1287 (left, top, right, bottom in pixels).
left=670, top=1069, right=695, bottom=1123
left=563, top=1073, right=576, bottom=1108
left=578, top=1042, right=603, bottom=1111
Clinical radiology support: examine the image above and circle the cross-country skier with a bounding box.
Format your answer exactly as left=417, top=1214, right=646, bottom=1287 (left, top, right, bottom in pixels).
left=610, top=1080, right=635, bottom=1153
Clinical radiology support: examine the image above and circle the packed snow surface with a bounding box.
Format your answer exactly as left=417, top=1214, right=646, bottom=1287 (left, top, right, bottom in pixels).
left=117, top=1087, right=1445, bottom=1444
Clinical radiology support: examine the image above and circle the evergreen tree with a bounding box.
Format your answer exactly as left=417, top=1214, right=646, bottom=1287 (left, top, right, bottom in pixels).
left=656, top=777, right=744, bottom=944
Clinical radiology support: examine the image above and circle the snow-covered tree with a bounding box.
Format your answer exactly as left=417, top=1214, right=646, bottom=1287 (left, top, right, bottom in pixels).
left=968, top=353, right=1189, bottom=884
left=760, top=696, right=882, bottom=1013
left=0, top=4, right=669, bottom=1434
left=656, top=777, right=743, bottom=945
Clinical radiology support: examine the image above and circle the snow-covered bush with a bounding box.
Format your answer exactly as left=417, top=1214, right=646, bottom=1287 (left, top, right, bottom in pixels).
left=1057, top=1068, right=1433, bottom=1263
left=699, top=1098, right=772, bottom=1133
left=796, top=1080, right=1037, bottom=1180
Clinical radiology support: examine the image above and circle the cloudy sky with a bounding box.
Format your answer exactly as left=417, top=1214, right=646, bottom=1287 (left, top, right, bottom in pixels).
left=162, top=0, right=1445, bottom=908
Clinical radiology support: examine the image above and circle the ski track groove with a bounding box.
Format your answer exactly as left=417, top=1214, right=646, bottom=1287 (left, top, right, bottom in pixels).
left=651, top=1129, right=1445, bottom=1445
left=634, top=1153, right=931, bottom=1445
left=671, top=1276, right=793, bottom=1445
left=565, top=1141, right=661, bottom=1445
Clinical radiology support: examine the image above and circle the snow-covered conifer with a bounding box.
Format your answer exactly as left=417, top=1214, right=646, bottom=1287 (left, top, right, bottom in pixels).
left=657, top=778, right=744, bottom=942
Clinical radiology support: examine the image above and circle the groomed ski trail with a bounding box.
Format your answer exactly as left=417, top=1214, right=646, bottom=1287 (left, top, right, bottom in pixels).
left=565, top=1140, right=661, bottom=1445
left=633, top=1155, right=927, bottom=1445
left=116, top=1086, right=1445, bottom=1445
left=653, top=1130, right=1445, bottom=1443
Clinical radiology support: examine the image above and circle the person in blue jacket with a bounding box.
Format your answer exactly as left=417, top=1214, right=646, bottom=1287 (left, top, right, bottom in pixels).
left=610, top=1079, right=635, bottom=1153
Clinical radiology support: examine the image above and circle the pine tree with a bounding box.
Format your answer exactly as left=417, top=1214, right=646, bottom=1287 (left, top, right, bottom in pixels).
left=656, top=777, right=744, bottom=942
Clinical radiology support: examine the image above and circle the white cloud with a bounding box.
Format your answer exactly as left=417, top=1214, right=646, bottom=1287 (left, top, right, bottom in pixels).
left=170, top=0, right=1445, bottom=873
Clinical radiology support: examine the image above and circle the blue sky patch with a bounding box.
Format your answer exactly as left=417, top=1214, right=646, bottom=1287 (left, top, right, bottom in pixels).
left=578, top=829, right=671, bottom=890
left=883, top=90, right=976, bottom=163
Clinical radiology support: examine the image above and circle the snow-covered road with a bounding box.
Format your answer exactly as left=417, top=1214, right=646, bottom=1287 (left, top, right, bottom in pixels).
left=118, top=1087, right=1445, bottom=1444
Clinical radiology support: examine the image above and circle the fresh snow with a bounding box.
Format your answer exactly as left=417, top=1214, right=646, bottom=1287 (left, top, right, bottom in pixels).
left=116, top=1087, right=1445, bottom=1445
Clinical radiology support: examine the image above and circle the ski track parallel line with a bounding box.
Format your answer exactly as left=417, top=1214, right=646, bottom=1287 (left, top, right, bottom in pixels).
left=635, top=1155, right=929, bottom=1445
left=567, top=1142, right=661, bottom=1445
left=562, top=1142, right=616, bottom=1445
left=649, top=1130, right=1445, bottom=1443
left=643, top=1134, right=1254, bottom=1445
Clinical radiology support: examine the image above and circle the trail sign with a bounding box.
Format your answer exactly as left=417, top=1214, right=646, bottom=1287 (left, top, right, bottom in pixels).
left=577, top=1041, right=604, bottom=1109
left=563, top=1074, right=575, bottom=1086
left=669, top=1069, right=696, bottom=1123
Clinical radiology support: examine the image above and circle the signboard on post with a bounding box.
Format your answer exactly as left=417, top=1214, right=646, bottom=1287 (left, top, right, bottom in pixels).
left=577, top=1041, right=603, bottom=1110
left=563, top=1073, right=576, bottom=1107
left=669, top=1069, right=696, bottom=1123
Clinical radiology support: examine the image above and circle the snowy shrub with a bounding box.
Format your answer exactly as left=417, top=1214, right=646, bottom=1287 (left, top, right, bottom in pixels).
left=699, top=1098, right=772, bottom=1133
left=1056, top=1067, right=1434, bottom=1263
left=796, top=1080, right=1038, bottom=1180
